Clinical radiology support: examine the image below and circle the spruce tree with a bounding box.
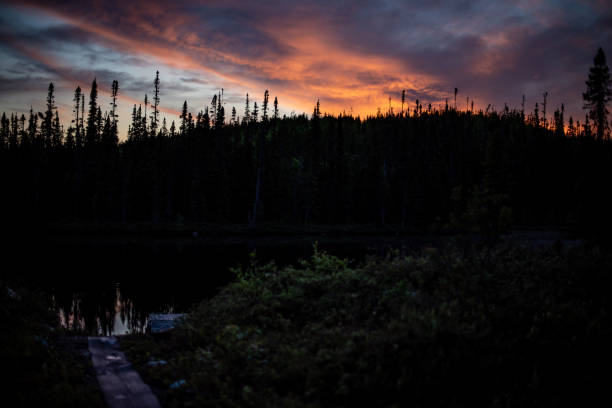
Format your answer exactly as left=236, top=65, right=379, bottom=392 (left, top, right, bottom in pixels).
left=19, top=114, right=26, bottom=144
left=554, top=104, right=564, bottom=137
left=43, top=83, right=56, bottom=148
left=101, top=114, right=112, bottom=147
left=584, top=114, right=592, bottom=138
left=253, top=102, right=259, bottom=123
left=151, top=71, right=160, bottom=134
left=583, top=47, right=611, bottom=140
left=81, top=94, right=85, bottom=137
left=73, top=86, right=82, bottom=145
left=243, top=93, right=250, bottom=124
left=110, top=80, right=119, bottom=126
left=532, top=103, right=540, bottom=128
left=273, top=97, right=279, bottom=119
left=216, top=93, right=225, bottom=128
left=142, top=94, right=149, bottom=137
left=27, top=107, right=37, bottom=147
left=188, top=112, right=194, bottom=133
left=52, top=110, right=62, bottom=147
left=180, top=101, right=188, bottom=136
left=211, top=94, right=217, bottom=124
left=128, top=105, right=137, bottom=141
left=313, top=99, right=321, bottom=119
left=110, top=80, right=119, bottom=142
left=0, top=112, right=8, bottom=149
left=542, top=92, right=548, bottom=128
left=96, top=107, right=103, bottom=142
left=160, top=118, right=168, bottom=137
left=8, top=114, right=18, bottom=149
left=202, top=107, right=210, bottom=130
left=85, top=79, right=98, bottom=146
left=262, top=90, right=269, bottom=121
left=568, top=116, right=575, bottom=137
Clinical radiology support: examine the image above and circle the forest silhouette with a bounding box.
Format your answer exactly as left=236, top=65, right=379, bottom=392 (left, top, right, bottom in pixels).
left=1, top=49, right=611, bottom=238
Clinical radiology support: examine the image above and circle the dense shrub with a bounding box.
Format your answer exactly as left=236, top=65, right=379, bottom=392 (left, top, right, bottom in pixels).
left=123, top=243, right=612, bottom=407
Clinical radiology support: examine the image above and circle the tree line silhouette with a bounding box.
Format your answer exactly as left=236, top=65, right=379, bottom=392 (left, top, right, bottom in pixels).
left=0, top=48, right=610, bottom=235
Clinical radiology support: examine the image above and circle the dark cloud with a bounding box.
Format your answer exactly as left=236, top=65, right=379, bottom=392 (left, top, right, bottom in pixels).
left=0, top=74, right=48, bottom=93
left=0, top=0, right=610, bottom=122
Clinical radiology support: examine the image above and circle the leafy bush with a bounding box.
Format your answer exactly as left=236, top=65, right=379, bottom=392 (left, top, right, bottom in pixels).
left=123, top=243, right=612, bottom=407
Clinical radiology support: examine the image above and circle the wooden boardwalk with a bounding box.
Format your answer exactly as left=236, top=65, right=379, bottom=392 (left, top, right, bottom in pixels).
left=88, top=336, right=161, bottom=408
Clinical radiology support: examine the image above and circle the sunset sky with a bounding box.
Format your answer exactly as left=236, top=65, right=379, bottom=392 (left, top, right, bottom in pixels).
left=0, top=0, right=610, bottom=137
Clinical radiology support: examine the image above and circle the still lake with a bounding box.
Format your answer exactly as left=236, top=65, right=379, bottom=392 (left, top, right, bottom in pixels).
left=5, top=231, right=445, bottom=335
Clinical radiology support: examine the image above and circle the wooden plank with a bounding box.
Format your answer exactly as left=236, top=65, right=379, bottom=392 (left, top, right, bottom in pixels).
left=88, top=336, right=161, bottom=408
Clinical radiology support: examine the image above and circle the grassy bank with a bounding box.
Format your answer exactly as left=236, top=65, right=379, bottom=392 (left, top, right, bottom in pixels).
left=0, top=282, right=106, bottom=407
left=121, top=243, right=612, bottom=407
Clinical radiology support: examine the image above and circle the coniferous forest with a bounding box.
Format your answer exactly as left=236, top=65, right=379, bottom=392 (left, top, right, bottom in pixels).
left=1, top=49, right=612, bottom=238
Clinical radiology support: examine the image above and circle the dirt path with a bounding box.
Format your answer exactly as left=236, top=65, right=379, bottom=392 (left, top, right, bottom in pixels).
left=89, top=336, right=162, bottom=408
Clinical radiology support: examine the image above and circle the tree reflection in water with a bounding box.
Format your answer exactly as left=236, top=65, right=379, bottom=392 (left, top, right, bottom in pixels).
left=26, top=236, right=395, bottom=335
left=55, top=283, right=139, bottom=334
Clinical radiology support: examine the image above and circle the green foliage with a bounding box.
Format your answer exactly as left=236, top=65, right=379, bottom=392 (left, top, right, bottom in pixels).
left=230, top=251, right=278, bottom=283
left=123, top=243, right=612, bottom=407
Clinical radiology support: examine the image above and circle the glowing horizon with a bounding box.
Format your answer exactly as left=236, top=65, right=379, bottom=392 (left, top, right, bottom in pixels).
left=0, top=0, right=610, bottom=138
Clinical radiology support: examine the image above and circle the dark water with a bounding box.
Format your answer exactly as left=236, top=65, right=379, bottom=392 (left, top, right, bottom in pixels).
left=4, top=232, right=441, bottom=335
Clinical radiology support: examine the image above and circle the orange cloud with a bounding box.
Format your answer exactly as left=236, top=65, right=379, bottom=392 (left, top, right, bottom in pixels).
left=5, top=0, right=605, bottom=128
left=9, top=1, right=446, bottom=118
